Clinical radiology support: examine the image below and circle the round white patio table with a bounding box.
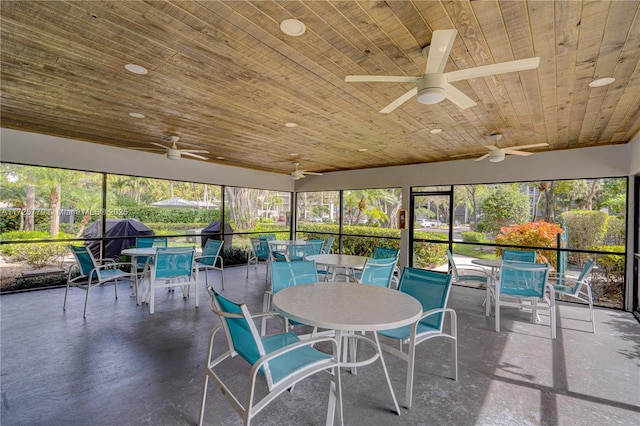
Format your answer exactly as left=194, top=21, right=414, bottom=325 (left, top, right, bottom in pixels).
left=306, top=253, right=369, bottom=281
left=273, top=282, right=422, bottom=423
left=471, top=258, right=501, bottom=277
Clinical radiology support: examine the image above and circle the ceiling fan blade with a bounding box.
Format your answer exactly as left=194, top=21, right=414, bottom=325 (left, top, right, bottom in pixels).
left=443, top=83, right=476, bottom=109
left=502, top=143, right=549, bottom=151
left=345, top=75, right=417, bottom=83
left=425, top=29, right=457, bottom=74
left=181, top=152, right=209, bottom=160
left=180, top=149, right=209, bottom=154
left=128, top=147, right=164, bottom=152
left=150, top=142, right=169, bottom=150
left=303, top=172, right=323, bottom=176
left=504, top=150, right=533, bottom=156
left=380, top=87, right=418, bottom=113
left=445, top=57, right=540, bottom=82
left=485, top=145, right=500, bottom=151
left=475, top=153, right=490, bottom=162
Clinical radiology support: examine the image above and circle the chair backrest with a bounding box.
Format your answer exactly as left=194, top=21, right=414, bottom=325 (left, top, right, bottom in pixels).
left=154, top=247, right=195, bottom=279
left=207, top=287, right=269, bottom=381
left=373, top=247, right=399, bottom=260
left=69, top=245, right=99, bottom=279
left=307, top=239, right=325, bottom=255
left=323, top=236, right=336, bottom=254
left=287, top=243, right=315, bottom=261
left=446, top=250, right=459, bottom=280
left=270, top=260, right=318, bottom=294
left=259, top=234, right=276, bottom=241
left=571, top=259, right=596, bottom=292
left=250, top=237, right=270, bottom=260
left=499, top=260, right=549, bottom=298
left=502, top=249, right=536, bottom=262
left=136, top=236, right=167, bottom=248
left=397, top=267, right=452, bottom=331
left=200, top=239, right=223, bottom=266
left=359, top=257, right=397, bottom=288
left=136, top=237, right=155, bottom=248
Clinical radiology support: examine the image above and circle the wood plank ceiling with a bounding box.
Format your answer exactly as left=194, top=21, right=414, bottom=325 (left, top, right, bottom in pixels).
left=1, top=1, right=639, bottom=176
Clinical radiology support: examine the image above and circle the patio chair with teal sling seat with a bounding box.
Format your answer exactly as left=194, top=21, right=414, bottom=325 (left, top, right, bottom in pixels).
left=198, top=286, right=342, bottom=426
left=261, top=260, right=319, bottom=335
left=64, top=245, right=136, bottom=317
left=486, top=260, right=556, bottom=339
left=377, top=267, right=457, bottom=409
left=446, top=250, right=489, bottom=287
left=547, top=259, right=596, bottom=333
left=247, top=237, right=270, bottom=279
left=195, top=239, right=225, bottom=290
left=144, top=247, right=198, bottom=315
left=322, top=236, right=336, bottom=254
left=357, top=257, right=397, bottom=288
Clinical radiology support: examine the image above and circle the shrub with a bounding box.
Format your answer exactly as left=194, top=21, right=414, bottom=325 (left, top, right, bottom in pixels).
left=605, top=216, right=625, bottom=245
left=561, top=210, right=608, bottom=263
left=461, top=231, right=485, bottom=243
left=589, top=246, right=624, bottom=307
left=222, top=247, right=249, bottom=266
left=494, top=221, right=564, bottom=267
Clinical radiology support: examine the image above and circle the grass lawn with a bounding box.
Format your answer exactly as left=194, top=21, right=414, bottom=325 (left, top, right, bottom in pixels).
left=454, top=244, right=498, bottom=259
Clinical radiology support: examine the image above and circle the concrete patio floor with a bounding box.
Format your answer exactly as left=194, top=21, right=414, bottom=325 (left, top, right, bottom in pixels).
left=1, top=264, right=638, bottom=425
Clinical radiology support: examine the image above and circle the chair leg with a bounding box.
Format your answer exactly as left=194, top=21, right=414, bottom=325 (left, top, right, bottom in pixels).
left=83, top=281, right=92, bottom=318
left=198, top=374, right=210, bottom=426
left=494, top=300, right=501, bottom=332
left=587, top=287, right=595, bottom=333
left=63, top=280, right=70, bottom=310
left=405, top=341, right=417, bottom=409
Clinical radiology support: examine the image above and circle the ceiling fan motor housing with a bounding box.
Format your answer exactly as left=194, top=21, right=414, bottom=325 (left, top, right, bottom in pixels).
left=416, top=74, right=446, bottom=104
left=166, top=148, right=181, bottom=160
left=488, top=150, right=506, bottom=162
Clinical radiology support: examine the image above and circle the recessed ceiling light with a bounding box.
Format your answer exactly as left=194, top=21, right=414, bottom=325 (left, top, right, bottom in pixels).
left=285, top=122, right=298, bottom=127
left=280, top=19, right=306, bottom=36
left=358, top=148, right=368, bottom=152
left=128, top=112, right=145, bottom=118
left=124, top=63, right=148, bottom=75
left=290, top=153, right=299, bottom=156
left=429, top=128, right=443, bottom=134
left=216, top=156, right=225, bottom=160
left=589, top=77, right=615, bottom=88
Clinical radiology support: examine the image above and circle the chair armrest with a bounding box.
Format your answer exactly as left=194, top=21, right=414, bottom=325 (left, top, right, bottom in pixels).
left=250, top=335, right=340, bottom=376
left=94, top=262, right=133, bottom=271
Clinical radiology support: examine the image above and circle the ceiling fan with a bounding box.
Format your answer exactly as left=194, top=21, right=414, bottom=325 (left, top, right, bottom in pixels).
left=463, top=134, right=549, bottom=162
left=131, top=135, right=209, bottom=160
left=345, top=29, right=540, bottom=113
left=291, top=162, right=323, bottom=180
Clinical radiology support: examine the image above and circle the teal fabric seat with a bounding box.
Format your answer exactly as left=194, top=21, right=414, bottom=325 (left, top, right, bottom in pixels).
left=486, top=260, right=556, bottom=339
left=548, top=259, right=596, bottom=333
left=198, top=287, right=342, bottom=425
left=195, top=239, right=225, bottom=290
left=378, top=267, right=457, bottom=409
left=64, top=245, right=136, bottom=317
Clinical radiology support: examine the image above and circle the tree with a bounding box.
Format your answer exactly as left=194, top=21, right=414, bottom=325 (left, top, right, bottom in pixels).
left=481, top=185, right=530, bottom=235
